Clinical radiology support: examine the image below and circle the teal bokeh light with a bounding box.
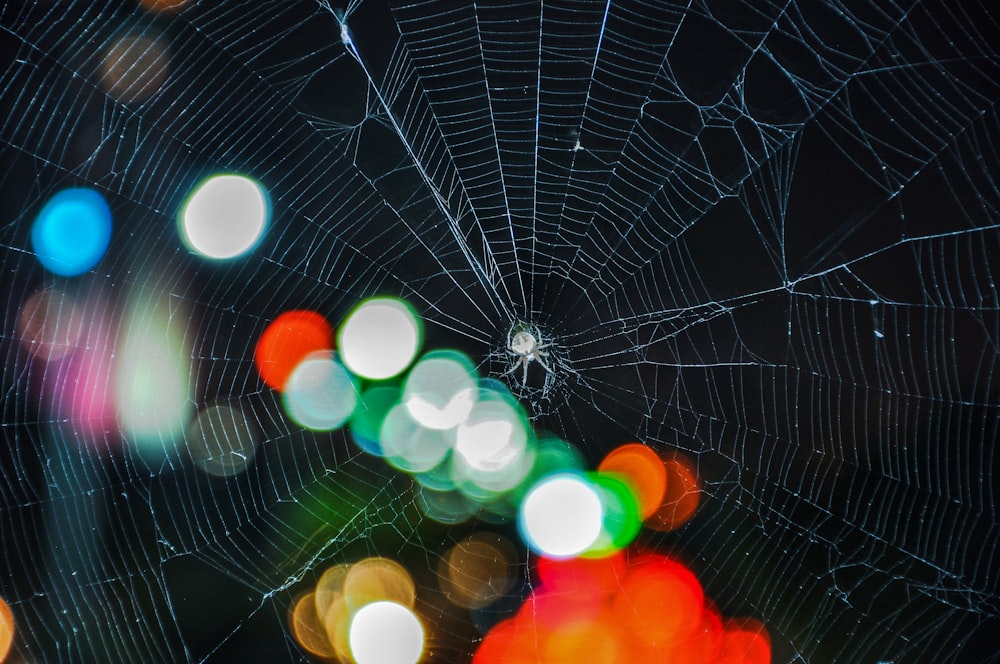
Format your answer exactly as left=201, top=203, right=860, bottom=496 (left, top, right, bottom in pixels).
left=31, top=188, right=112, bottom=276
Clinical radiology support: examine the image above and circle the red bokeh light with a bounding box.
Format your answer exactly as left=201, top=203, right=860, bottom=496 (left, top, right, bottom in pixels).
left=254, top=310, right=333, bottom=391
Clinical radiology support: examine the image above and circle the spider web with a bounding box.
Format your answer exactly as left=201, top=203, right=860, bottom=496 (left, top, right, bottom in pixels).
left=1, top=0, right=999, bottom=662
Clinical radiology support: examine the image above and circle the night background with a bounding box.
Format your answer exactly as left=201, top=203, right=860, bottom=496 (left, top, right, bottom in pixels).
left=1, top=0, right=998, bottom=662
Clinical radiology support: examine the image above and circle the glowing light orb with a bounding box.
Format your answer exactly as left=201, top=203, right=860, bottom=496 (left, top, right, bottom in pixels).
left=611, top=555, right=704, bottom=649
left=349, top=601, right=424, bottom=664
left=598, top=443, right=667, bottom=520
left=17, top=288, right=83, bottom=361
left=179, top=174, right=268, bottom=259
left=31, top=188, right=112, bottom=276
left=403, top=351, right=477, bottom=430
left=379, top=404, right=453, bottom=473
left=647, top=452, right=702, bottom=532
left=138, top=0, right=190, bottom=11
left=343, top=557, right=417, bottom=612
left=101, top=34, right=170, bottom=104
left=520, top=474, right=603, bottom=558
left=438, top=534, right=517, bottom=610
left=339, top=298, right=422, bottom=380
left=255, top=310, right=333, bottom=391
left=0, top=595, right=13, bottom=662
left=290, top=592, right=336, bottom=659
left=187, top=404, right=259, bottom=477
left=720, top=618, right=771, bottom=664
left=284, top=354, right=358, bottom=430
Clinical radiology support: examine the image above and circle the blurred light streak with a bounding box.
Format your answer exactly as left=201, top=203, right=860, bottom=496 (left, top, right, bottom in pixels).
left=115, top=285, right=192, bottom=462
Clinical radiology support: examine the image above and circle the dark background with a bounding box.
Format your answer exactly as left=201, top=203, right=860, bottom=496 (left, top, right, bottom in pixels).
left=1, top=1, right=998, bottom=662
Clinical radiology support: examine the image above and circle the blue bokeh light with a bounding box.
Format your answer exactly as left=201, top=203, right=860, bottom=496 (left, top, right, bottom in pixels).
left=31, top=188, right=112, bottom=276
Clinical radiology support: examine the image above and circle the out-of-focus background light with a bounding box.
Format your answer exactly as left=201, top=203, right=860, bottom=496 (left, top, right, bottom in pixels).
left=99, top=34, right=170, bottom=105
left=136, top=0, right=190, bottom=12
left=379, top=402, right=454, bottom=473
left=288, top=558, right=423, bottom=664
left=115, top=286, right=192, bottom=463
left=186, top=403, right=259, bottom=477
left=254, top=309, right=333, bottom=391
left=338, top=298, right=422, bottom=380
left=403, top=350, right=478, bottom=430
left=179, top=174, right=269, bottom=260
left=437, top=533, right=517, bottom=610
left=349, top=601, right=424, bottom=664
left=519, top=474, right=604, bottom=558
left=283, top=353, right=358, bottom=431
left=0, top=596, right=13, bottom=662
left=31, top=188, right=112, bottom=277
left=17, top=288, right=83, bottom=362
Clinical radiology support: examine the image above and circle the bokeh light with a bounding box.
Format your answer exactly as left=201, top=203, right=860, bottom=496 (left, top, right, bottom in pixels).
left=597, top=442, right=667, bottom=520
left=290, top=591, right=336, bottom=660
left=519, top=474, right=603, bottom=558
left=0, top=595, right=13, bottom=663
left=284, top=353, right=358, bottom=430
left=586, top=473, right=642, bottom=555
left=438, top=533, right=517, bottom=610
left=611, top=554, right=704, bottom=652
left=31, top=188, right=112, bottom=276
left=43, top=298, right=117, bottom=440
left=291, top=558, right=423, bottom=664
left=342, top=557, right=417, bottom=612
left=179, top=174, right=269, bottom=259
left=647, top=451, right=702, bottom=532
left=349, top=601, right=424, bottom=664
left=720, top=618, right=771, bottom=664
left=254, top=310, right=333, bottom=391
left=452, top=390, right=533, bottom=496
left=100, top=34, right=170, bottom=104
left=348, top=384, right=401, bottom=455
left=338, top=298, right=422, bottom=380
left=379, top=402, right=454, bottom=473
left=403, top=350, right=477, bottom=430
left=116, top=288, right=192, bottom=461
left=17, top=288, right=83, bottom=361
left=186, top=404, right=259, bottom=477
left=137, top=0, right=190, bottom=12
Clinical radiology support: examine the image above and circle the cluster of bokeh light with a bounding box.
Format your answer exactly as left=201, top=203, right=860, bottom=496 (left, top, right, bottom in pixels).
left=476, top=552, right=770, bottom=664
left=20, top=169, right=269, bottom=470
left=290, top=558, right=424, bottom=664
left=16, top=16, right=771, bottom=654
left=247, top=296, right=770, bottom=663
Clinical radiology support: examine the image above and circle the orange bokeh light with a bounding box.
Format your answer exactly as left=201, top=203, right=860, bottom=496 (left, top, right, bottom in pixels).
left=474, top=550, right=770, bottom=664
left=598, top=443, right=667, bottom=519
left=610, top=554, right=704, bottom=649
left=0, top=596, right=13, bottom=662
left=719, top=618, right=771, bottom=664
left=289, top=591, right=336, bottom=659
left=647, top=451, right=702, bottom=531
left=137, top=0, right=190, bottom=12
left=254, top=310, right=333, bottom=391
